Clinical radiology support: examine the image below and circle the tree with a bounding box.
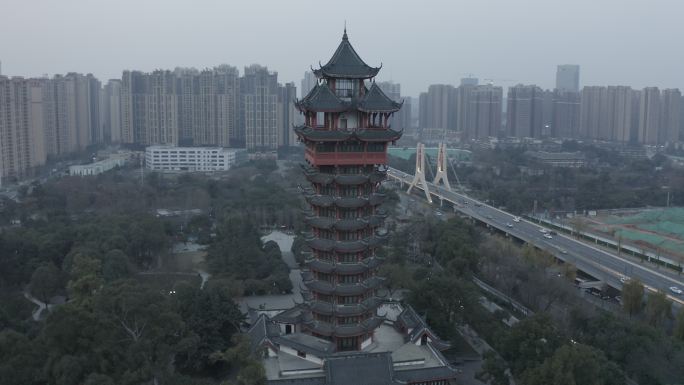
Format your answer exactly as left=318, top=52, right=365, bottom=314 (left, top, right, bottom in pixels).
left=497, top=314, right=562, bottom=376
left=66, top=253, right=103, bottom=303
left=93, top=281, right=185, bottom=383
left=645, top=291, right=672, bottom=327
left=521, top=243, right=554, bottom=268
left=0, top=330, right=46, bottom=385
left=83, top=374, right=115, bottom=385
left=522, top=344, right=623, bottom=385
left=477, top=351, right=509, bottom=385
left=102, top=249, right=131, bottom=282
left=409, top=273, right=477, bottom=338
left=621, top=279, right=644, bottom=317
left=570, top=217, right=587, bottom=238
left=213, top=335, right=266, bottom=385
left=431, top=218, right=480, bottom=276
left=29, top=263, right=63, bottom=305
left=674, top=308, right=684, bottom=341
left=206, top=217, right=292, bottom=295
left=174, top=282, right=245, bottom=375
left=380, top=263, right=413, bottom=299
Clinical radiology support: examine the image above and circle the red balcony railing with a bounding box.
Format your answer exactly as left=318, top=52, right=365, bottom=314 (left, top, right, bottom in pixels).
left=305, top=149, right=387, bottom=166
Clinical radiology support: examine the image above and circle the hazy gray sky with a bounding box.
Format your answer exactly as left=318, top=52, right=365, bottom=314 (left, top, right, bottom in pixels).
left=1, top=0, right=682, bottom=96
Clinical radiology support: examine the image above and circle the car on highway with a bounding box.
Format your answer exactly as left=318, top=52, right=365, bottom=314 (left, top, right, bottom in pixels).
left=506, top=222, right=513, bottom=228
left=670, top=286, right=683, bottom=295
left=539, top=228, right=548, bottom=234
left=559, top=248, right=567, bottom=254
left=619, top=276, right=630, bottom=284
left=513, top=216, right=521, bottom=222
left=543, top=233, right=553, bottom=239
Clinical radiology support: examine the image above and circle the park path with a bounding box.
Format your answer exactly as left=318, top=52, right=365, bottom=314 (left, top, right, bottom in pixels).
left=23, top=292, right=51, bottom=321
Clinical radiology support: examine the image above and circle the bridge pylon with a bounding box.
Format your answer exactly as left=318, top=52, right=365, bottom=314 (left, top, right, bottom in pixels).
left=407, top=142, right=432, bottom=203
left=432, top=142, right=452, bottom=191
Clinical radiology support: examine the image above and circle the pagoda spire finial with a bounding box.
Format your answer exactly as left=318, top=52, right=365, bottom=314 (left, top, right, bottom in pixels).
left=343, top=21, right=348, bottom=40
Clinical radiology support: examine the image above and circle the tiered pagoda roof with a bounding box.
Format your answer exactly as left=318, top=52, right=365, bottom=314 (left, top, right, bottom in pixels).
left=296, top=83, right=349, bottom=112
left=296, top=82, right=402, bottom=114
left=357, top=82, right=403, bottom=113
left=313, top=30, right=381, bottom=79
left=294, top=125, right=402, bottom=142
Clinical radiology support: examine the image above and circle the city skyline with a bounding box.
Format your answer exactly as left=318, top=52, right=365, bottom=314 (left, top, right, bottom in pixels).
left=2, top=0, right=684, bottom=96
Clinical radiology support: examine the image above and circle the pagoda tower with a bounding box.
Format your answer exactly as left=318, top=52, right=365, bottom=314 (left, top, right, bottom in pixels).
left=294, top=29, right=403, bottom=351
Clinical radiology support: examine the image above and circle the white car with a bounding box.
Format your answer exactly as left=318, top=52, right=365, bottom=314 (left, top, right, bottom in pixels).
left=539, top=228, right=548, bottom=234
left=619, top=276, right=630, bottom=284
left=506, top=222, right=513, bottom=228
left=543, top=233, right=553, bottom=239
left=670, top=286, right=683, bottom=295
left=513, top=217, right=521, bottom=222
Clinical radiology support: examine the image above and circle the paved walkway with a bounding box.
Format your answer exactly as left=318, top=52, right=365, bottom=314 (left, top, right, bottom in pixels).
left=23, top=292, right=53, bottom=321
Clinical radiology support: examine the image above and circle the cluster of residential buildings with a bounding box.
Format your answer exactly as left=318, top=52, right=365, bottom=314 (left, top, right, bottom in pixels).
left=0, top=64, right=297, bottom=182
left=3, top=61, right=684, bottom=183
left=418, top=65, right=684, bottom=146
left=0, top=73, right=101, bottom=181
left=118, top=64, right=298, bottom=151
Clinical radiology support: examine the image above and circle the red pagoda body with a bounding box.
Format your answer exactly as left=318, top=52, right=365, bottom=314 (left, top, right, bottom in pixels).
left=294, top=30, right=402, bottom=351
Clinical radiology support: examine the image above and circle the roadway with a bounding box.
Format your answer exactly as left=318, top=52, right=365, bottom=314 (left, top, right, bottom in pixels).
left=387, top=167, right=684, bottom=306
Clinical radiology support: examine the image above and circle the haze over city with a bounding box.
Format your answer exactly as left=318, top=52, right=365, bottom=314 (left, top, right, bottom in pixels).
left=2, top=0, right=684, bottom=95
left=2, top=1, right=684, bottom=385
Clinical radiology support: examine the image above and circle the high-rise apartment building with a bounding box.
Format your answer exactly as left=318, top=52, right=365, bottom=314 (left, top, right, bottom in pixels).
left=101, top=79, right=122, bottom=143
left=550, top=90, right=579, bottom=139
left=680, top=96, right=684, bottom=142
left=638, top=87, right=661, bottom=144
left=579, top=85, right=635, bottom=142
left=50, top=73, right=100, bottom=154
left=541, top=89, right=553, bottom=134
left=377, top=81, right=410, bottom=131
left=455, top=82, right=477, bottom=134
left=460, top=77, right=478, bottom=87
left=467, top=84, right=502, bottom=139
left=506, top=84, right=544, bottom=138
left=121, top=70, right=179, bottom=146
left=174, top=65, right=239, bottom=147
left=609, top=86, right=635, bottom=143
left=579, top=86, right=601, bottom=139
left=176, top=68, right=198, bottom=144
left=300, top=70, right=317, bottom=99
left=556, top=65, right=580, bottom=93
left=214, top=65, right=240, bottom=148
left=660, top=89, right=681, bottom=144
left=418, top=84, right=456, bottom=131
left=0, top=76, right=52, bottom=182
left=278, top=82, right=297, bottom=147
left=241, top=64, right=279, bottom=152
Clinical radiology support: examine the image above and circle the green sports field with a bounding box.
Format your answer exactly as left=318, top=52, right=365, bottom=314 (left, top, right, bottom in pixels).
left=388, top=147, right=472, bottom=161
left=586, top=207, right=684, bottom=262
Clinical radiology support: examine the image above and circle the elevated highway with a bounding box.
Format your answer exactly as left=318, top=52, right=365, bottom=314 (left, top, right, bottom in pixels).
left=387, top=167, right=684, bottom=306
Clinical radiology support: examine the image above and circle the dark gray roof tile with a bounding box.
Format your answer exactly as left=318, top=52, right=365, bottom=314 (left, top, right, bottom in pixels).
left=314, top=31, right=381, bottom=79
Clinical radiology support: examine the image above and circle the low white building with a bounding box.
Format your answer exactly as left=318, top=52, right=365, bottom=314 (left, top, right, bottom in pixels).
left=145, top=146, right=247, bottom=172
left=69, top=156, right=128, bottom=176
